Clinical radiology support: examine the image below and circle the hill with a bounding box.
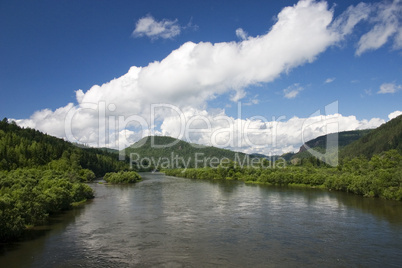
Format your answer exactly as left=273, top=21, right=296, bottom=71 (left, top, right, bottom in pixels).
left=299, top=129, right=372, bottom=152
left=340, top=114, right=402, bottom=158
left=291, top=129, right=372, bottom=161
left=0, top=119, right=127, bottom=176
left=124, top=136, right=248, bottom=170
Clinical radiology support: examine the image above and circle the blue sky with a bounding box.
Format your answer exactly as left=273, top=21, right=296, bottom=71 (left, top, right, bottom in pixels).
left=1, top=0, right=401, bottom=154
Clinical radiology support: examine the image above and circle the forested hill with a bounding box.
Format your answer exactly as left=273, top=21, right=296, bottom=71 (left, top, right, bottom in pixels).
left=340, top=114, right=402, bottom=159
left=0, top=119, right=126, bottom=176
left=291, top=129, right=372, bottom=160
left=299, top=129, right=372, bottom=152
left=124, top=136, right=248, bottom=169
left=289, top=115, right=402, bottom=162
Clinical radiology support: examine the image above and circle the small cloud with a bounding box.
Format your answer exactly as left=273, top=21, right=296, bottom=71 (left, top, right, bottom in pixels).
left=360, top=89, right=372, bottom=98
left=230, top=89, right=246, bottom=102
left=388, top=110, right=402, bottom=120
left=283, top=83, right=303, bottom=99
left=377, top=82, right=402, bottom=94
left=133, top=14, right=181, bottom=40
left=184, top=17, right=199, bottom=32
left=356, top=0, right=402, bottom=56
left=364, top=89, right=372, bottom=96
left=244, top=95, right=260, bottom=106
left=250, top=98, right=259, bottom=105
left=236, top=28, right=248, bottom=40
left=331, top=2, right=371, bottom=37
left=324, top=77, right=335, bottom=84
left=284, top=90, right=299, bottom=99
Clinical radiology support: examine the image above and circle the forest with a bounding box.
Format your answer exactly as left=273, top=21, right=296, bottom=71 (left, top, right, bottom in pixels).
left=165, top=149, right=402, bottom=201
left=0, top=119, right=138, bottom=242
left=0, top=119, right=128, bottom=176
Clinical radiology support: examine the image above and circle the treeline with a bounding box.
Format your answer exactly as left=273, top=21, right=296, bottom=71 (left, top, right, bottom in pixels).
left=0, top=119, right=127, bottom=176
left=165, top=149, right=402, bottom=201
left=0, top=119, right=130, bottom=242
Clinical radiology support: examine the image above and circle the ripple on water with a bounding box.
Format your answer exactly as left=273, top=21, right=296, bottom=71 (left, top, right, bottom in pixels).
left=1, top=174, right=402, bottom=267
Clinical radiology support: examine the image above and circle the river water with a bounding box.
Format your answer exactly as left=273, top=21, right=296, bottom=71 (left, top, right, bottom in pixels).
left=1, top=173, right=402, bottom=267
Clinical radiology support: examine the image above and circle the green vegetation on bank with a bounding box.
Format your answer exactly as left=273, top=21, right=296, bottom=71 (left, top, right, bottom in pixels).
left=0, top=119, right=131, bottom=242
left=104, top=171, right=142, bottom=184
left=165, top=149, right=402, bottom=201
left=0, top=167, right=94, bottom=242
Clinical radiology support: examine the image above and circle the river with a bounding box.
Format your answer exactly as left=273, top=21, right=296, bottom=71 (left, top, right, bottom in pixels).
left=1, top=173, right=402, bottom=267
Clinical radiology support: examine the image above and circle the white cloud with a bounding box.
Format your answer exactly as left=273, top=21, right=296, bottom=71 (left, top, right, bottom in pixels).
left=16, top=103, right=386, bottom=156
left=356, top=0, right=402, bottom=56
left=284, top=90, right=299, bottom=99
left=236, top=28, right=248, bottom=40
left=155, top=107, right=385, bottom=155
left=364, top=89, right=372, bottom=95
left=330, top=0, right=402, bottom=55
left=324, top=77, right=335, bottom=84
left=395, top=27, right=402, bottom=48
left=283, top=83, right=303, bottom=99
left=331, top=2, right=371, bottom=37
left=76, top=0, right=339, bottom=112
left=133, top=15, right=181, bottom=39
left=244, top=95, right=260, bottom=106
left=15, top=0, right=391, bottom=154
left=388, top=110, right=402, bottom=120
left=378, top=82, right=402, bottom=94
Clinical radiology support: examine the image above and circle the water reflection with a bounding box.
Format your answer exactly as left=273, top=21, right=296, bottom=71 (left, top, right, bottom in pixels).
left=1, top=173, right=401, bottom=267
left=335, top=192, right=402, bottom=226
left=0, top=203, right=88, bottom=267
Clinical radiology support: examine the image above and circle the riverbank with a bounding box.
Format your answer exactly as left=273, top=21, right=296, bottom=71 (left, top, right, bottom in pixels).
left=164, top=150, right=402, bottom=201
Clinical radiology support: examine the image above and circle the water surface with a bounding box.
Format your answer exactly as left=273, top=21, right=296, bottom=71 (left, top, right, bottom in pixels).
left=1, top=173, right=402, bottom=267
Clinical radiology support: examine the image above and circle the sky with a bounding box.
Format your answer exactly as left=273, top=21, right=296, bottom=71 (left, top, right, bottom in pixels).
left=1, top=0, right=402, bottom=156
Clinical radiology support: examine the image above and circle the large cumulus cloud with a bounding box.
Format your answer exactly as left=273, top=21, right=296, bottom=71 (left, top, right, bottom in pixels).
left=15, top=0, right=398, bottom=154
